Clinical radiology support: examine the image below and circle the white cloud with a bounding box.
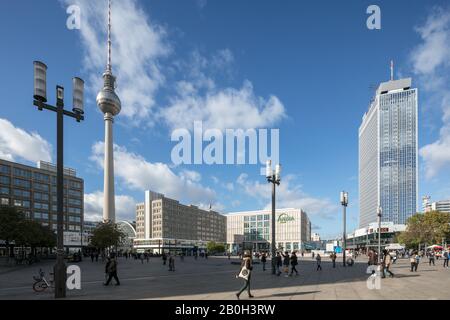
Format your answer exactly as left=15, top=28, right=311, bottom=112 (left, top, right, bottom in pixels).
left=411, top=7, right=450, bottom=178
left=236, top=173, right=337, bottom=219
left=64, top=0, right=170, bottom=125
left=90, top=142, right=217, bottom=206
left=161, top=49, right=286, bottom=131
left=84, top=191, right=136, bottom=222
left=0, top=118, right=52, bottom=164
left=162, top=80, right=286, bottom=131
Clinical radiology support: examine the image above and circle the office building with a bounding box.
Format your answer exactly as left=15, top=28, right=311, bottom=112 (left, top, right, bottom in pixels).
left=133, top=191, right=226, bottom=254
left=423, top=196, right=450, bottom=213
left=226, top=208, right=311, bottom=253
left=359, top=75, right=418, bottom=227
left=311, top=233, right=321, bottom=242
left=0, top=159, right=84, bottom=232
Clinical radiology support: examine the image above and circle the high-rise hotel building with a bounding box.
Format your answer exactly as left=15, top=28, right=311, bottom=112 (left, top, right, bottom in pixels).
left=134, top=191, right=226, bottom=254
left=359, top=77, right=418, bottom=227
left=0, top=159, right=84, bottom=232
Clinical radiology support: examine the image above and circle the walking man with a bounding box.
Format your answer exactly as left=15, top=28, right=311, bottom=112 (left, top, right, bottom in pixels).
left=330, top=252, right=337, bottom=268
left=289, top=252, right=299, bottom=276
left=104, top=255, right=120, bottom=286
left=415, top=252, right=420, bottom=271
left=443, top=250, right=449, bottom=268
left=90, top=252, right=94, bottom=263
left=429, top=251, right=435, bottom=266
left=276, top=252, right=282, bottom=276
left=261, top=252, right=267, bottom=271
left=169, top=254, right=175, bottom=271
left=162, top=252, right=167, bottom=265
left=236, top=250, right=254, bottom=299
left=316, top=253, right=322, bottom=271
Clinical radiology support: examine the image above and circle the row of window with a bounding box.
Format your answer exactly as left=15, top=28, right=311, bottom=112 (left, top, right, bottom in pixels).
left=0, top=173, right=83, bottom=190
left=244, top=215, right=270, bottom=222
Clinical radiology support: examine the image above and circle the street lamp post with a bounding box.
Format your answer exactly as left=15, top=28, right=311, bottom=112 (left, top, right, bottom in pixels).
left=33, top=61, right=84, bottom=299
left=266, top=160, right=281, bottom=275
left=377, top=206, right=382, bottom=265
left=340, top=191, right=348, bottom=267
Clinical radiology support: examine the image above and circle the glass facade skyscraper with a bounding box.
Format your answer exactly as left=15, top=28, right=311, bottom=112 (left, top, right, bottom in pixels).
left=359, top=78, right=418, bottom=227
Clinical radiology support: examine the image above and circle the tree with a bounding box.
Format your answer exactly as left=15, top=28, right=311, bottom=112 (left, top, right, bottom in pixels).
left=398, top=211, right=450, bottom=249
left=206, top=241, right=226, bottom=254
left=0, top=206, right=25, bottom=257
left=90, top=222, right=126, bottom=251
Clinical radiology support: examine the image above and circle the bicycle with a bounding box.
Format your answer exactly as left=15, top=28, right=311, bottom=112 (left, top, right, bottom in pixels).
left=32, top=269, right=54, bottom=292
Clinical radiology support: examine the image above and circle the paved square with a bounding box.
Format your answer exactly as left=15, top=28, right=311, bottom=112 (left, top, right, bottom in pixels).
left=0, top=255, right=449, bottom=300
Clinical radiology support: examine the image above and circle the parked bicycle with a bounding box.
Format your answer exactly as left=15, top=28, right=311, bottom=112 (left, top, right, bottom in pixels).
left=32, top=269, right=54, bottom=292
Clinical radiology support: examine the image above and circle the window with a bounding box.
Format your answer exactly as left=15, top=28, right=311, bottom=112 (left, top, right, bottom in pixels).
left=0, top=165, right=10, bottom=175
left=34, top=212, right=41, bottom=219
left=68, top=189, right=81, bottom=198
left=68, top=198, right=81, bottom=206
left=0, top=176, right=10, bottom=185
left=264, top=214, right=270, bottom=221
left=69, top=216, right=81, bottom=223
left=34, top=192, right=49, bottom=201
left=13, top=189, right=30, bottom=198
left=0, top=187, right=9, bottom=195
left=13, top=168, right=31, bottom=179
left=34, top=183, right=49, bottom=192
left=1, top=198, right=9, bottom=205
left=69, top=181, right=82, bottom=189
left=14, top=178, right=30, bottom=188
left=68, top=207, right=81, bottom=214
left=33, top=172, right=50, bottom=183
left=34, top=202, right=49, bottom=210
left=41, top=213, right=49, bottom=220
left=14, top=199, right=30, bottom=208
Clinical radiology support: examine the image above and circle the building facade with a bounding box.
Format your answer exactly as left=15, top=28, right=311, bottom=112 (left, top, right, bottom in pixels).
left=0, top=159, right=84, bottom=233
left=423, top=196, right=450, bottom=214
left=346, top=222, right=406, bottom=250
left=359, top=77, right=418, bottom=227
left=226, top=208, right=311, bottom=254
left=311, top=233, right=321, bottom=242
left=133, top=191, right=226, bottom=254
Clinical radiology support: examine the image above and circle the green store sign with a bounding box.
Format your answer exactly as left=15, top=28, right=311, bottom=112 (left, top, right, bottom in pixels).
left=277, top=213, right=295, bottom=223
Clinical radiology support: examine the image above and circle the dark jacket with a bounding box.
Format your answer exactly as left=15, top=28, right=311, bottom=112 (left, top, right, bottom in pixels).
left=261, top=255, right=267, bottom=263
left=282, top=254, right=290, bottom=266
left=105, top=259, right=117, bottom=274
left=290, top=255, right=298, bottom=266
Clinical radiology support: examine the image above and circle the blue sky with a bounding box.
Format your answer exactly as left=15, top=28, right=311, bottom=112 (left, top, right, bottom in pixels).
left=1, top=0, right=450, bottom=239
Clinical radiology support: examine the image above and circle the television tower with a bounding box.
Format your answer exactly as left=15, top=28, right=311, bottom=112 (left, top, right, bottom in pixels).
left=96, top=0, right=121, bottom=223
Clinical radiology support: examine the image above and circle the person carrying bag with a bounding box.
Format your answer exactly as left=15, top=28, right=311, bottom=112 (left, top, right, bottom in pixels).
left=235, top=250, right=254, bottom=299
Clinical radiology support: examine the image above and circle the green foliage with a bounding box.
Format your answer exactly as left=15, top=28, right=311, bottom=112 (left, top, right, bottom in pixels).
left=206, top=241, right=226, bottom=254
left=0, top=206, right=56, bottom=250
left=398, top=211, right=450, bottom=249
left=90, top=222, right=126, bottom=250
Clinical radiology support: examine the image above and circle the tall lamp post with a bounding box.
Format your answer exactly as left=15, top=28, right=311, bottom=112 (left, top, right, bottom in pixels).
left=33, top=61, right=85, bottom=299
left=266, top=160, right=281, bottom=275
left=377, top=206, right=382, bottom=264
left=340, top=191, right=348, bottom=267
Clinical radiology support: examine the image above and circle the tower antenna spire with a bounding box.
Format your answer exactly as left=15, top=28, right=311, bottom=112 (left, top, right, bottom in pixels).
left=390, top=60, right=394, bottom=81
left=107, top=0, right=112, bottom=73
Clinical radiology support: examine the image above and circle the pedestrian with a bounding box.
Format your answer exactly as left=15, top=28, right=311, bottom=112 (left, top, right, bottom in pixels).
left=382, top=249, right=394, bottom=278
left=162, top=252, right=167, bottom=265
left=103, top=255, right=120, bottom=286
left=429, top=251, right=435, bottom=266
left=228, top=252, right=231, bottom=260
left=312, top=252, right=315, bottom=259
left=146, top=252, right=150, bottom=263
left=289, top=252, right=299, bottom=276
left=261, top=252, right=267, bottom=271
left=281, top=251, right=290, bottom=277
left=415, top=252, right=420, bottom=271
left=316, top=253, right=322, bottom=271
left=169, top=254, right=175, bottom=271
left=95, top=252, right=99, bottom=262
left=443, top=250, right=449, bottom=268
left=205, top=252, right=208, bottom=259
left=276, top=252, right=282, bottom=276
left=410, top=254, right=416, bottom=272
left=330, top=252, right=337, bottom=268
left=90, top=252, right=94, bottom=263
left=235, top=250, right=254, bottom=299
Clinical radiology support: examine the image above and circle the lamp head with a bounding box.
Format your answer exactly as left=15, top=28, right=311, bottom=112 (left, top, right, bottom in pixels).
left=33, top=61, right=47, bottom=103
left=265, top=160, right=272, bottom=178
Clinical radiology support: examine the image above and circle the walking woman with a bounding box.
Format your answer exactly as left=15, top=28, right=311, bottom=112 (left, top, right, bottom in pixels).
left=316, top=253, right=322, bottom=271
left=289, top=252, right=299, bottom=276
left=236, top=250, right=254, bottom=299
left=281, top=251, right=290, bottom=277
left=261, top=252, right=267, bottom=271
